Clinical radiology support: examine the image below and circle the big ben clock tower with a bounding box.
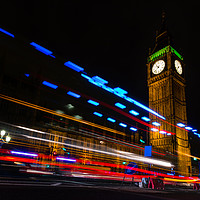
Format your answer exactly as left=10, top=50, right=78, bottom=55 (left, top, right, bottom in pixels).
left=147, top=12, right=191, bottom=176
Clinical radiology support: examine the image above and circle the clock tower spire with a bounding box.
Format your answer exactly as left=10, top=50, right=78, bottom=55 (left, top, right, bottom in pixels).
left=152, top=11, right=172, bottom=54
left=147, top=12, right=191, bottom=176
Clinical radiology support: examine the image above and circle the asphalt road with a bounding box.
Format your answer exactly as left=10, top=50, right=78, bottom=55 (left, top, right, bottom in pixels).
left=0, top=179, right=200, bottom=200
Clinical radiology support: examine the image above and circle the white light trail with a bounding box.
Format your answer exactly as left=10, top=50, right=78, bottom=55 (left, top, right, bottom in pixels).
left=1, top=122, right=173, bottom=168
left=22, top=135, right=174, bottom=168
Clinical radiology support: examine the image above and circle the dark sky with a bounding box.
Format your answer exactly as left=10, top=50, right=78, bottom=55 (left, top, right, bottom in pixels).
left=0, top=2, right=200, bottom=130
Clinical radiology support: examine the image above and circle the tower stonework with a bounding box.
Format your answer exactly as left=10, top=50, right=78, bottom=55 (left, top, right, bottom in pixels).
left=147, top=15, right=191, bottom=176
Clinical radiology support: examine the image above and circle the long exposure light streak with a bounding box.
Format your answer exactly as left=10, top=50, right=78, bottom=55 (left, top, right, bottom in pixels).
left=0, top=153, right=195, bottom=182
left=0, top=28, right=15, bottom=38
left=77, top=128, right=166, bottom=156
left=26, top=169, right=54, bottom=175
left=11, top=151, right=38, bottom=157
left=56, top=157, right=76, bottom=162
left=6, top=70, right=176, bottom=136
left=81, top=73, right=165, bottom=120
left=42, top=80, right=179, bottom=136
left=40, top=76, right=184, bottom=136
left=22, top=134, right=173, bottom=168
left=2, top=119, right=166, bottom=156
left=0, top=93, right=125, bottom=136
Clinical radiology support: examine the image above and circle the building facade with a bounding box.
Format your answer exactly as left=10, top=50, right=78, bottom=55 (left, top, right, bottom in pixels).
left=0, top=20, right=191, bottom=176
left=0, top=27, right=153, bottom=174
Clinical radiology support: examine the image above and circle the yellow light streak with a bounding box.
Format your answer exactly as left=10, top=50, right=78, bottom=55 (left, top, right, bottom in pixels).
left=0, top=94, right=125, bottom=136
left=177, top=151, right=200, bottom=160
left=164, top=177, right=199, bottom=183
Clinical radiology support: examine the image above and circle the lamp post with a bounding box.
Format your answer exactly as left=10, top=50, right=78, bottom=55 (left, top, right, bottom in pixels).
left=0, top=130, right=11, bottom=148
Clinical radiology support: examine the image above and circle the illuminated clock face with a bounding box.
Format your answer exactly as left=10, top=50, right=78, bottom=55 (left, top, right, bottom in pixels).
left=174, top=60, right=182, bottom=75
left=152, top=60, right=165, bottom=75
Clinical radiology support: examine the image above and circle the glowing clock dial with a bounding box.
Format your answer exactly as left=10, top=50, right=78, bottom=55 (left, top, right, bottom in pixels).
left=175, top=60, right=182, bottom=75
left=152, top=60, right=165, bottom=75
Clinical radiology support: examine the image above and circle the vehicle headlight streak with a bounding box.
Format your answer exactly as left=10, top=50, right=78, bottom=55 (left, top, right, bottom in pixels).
left=22, top=134, right=173, bottom=168
left=10, top=151, right=38, bottom=157
left=56, top=157, right=76, bottom=162
left=115, top=150, right=173, bottom=168
left=1, top=120, right=166, bottom=156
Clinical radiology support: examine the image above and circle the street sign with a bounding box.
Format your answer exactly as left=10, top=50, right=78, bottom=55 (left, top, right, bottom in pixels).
left=125, top=162, right=138, bottom=175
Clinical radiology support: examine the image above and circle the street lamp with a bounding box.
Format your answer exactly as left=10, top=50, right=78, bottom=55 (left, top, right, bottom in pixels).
left=0, top=130, right=11, bottom=145
left=5, top=135, right=11, bottom=143
left=0, top=130, right=6, bottom=137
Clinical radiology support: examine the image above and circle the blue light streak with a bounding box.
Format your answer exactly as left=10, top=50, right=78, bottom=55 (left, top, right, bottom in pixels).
left=24, top=74, right=30, bottom=77
left=0, top=28, right=15, bottom=38
left=102, top=84, right=114, bottom=93
left=160, top=131, right=166, bottom=134
left=140, top=139, right=145, bottom=143
left=89, top=78, right=104, bottom=87
left=30, top=42, right=54, bottom=56
left=119, top=123, right=127, bottom=128
left=93, top=112, right=103, bottom=117
left=42, top=81, right=58, bottom=89
left=113, top=87, right=128, bottom=95
left=107, top=118, right=116, bottom=123
left=130, top=127, right=137, bottom=131
left=141, top=116, right=151, bottom=122
left=124, top=96, right=134, bottom=103
left=11, top=151, right=38, bottom=157
left=115, top=103, right=126, bottom=109
left=56, top=157, right=76, bottom=162
left=177, top=123, right=185, bottom=127
left=67, top=91, right=81, bottom=98
left=64, top=61, right=84, bottom=72
left=185, top=126, right=193, bottom=131
left=91, top=76, right=108, bottom=85
left=167, top=173, right=174, bottom=176
left=151, top=128, right=158, bottom=132
left=81, top=73, right=91, bottom=80
left=87, top=100, right=99, bottom=106
left=194, top=132, right=200, bottom=138
left=152, top=122, right=161, bottom=126
left=129, top=110, right=139, bottom=116
left=132, top=100, right=165, bottom=120
left=81, top=73, right=166, bottom=120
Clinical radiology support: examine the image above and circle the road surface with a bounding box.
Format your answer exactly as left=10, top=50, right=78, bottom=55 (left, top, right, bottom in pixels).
left=0, top=178, right=200, bottom=200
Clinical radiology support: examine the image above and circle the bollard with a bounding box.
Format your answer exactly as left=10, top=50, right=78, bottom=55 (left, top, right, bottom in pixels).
left=193, top=183, right=200, bottom=190
left=148, top=178, right=164, bottom=190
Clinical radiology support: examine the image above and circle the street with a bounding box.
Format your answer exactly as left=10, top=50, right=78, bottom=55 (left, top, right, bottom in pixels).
left=0, top=178, right=200, bottom=200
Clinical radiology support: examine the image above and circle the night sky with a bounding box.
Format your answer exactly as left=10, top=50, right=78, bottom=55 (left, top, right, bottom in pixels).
left=0, top=2, right=200, bottom=131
